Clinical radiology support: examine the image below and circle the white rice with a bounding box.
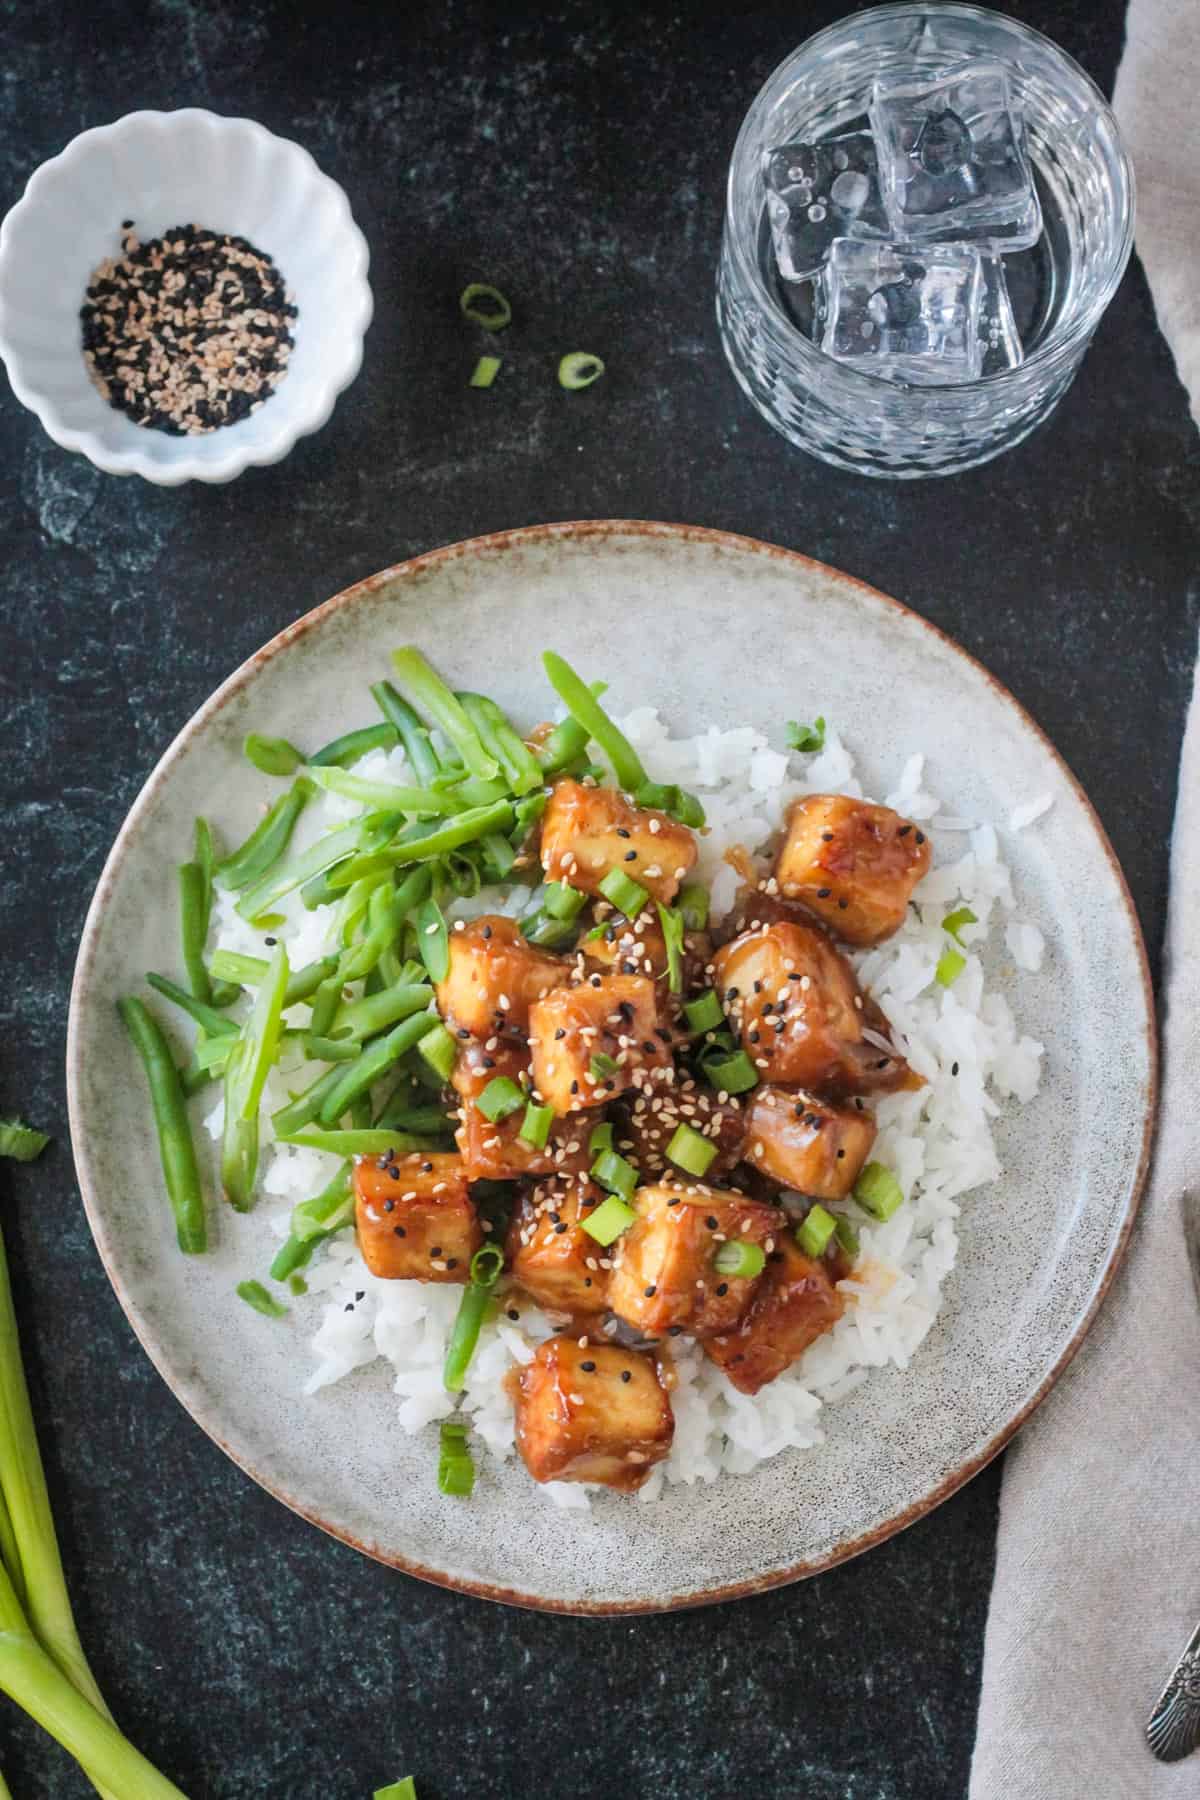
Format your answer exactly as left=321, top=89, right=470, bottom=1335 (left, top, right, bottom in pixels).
left=207, top=715, right=1046, bottom=1507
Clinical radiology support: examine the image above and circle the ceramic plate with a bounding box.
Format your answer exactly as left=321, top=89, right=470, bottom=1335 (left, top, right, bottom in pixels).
left=67, top=521, right=1155, bottom=1613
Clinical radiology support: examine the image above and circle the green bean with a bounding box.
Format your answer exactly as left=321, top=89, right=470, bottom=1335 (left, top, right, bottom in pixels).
left=370, top=682, right=442, bottom=784
left=304, top=1037, right=361, bottom=1063
left=118, top=998, right=206, bottom=1254
left=542, top=652, right=646, bottom=791
left=244, top=733, right=303, bottom=777
left=330, top=983, right=433, bottom=1042
left=290, top=1167, right=354, bottom=1243
left=300, top=868, right=345, bottom=911
left=276, top=1127, right=441, bottom=1156
left=271, top=1065, right=349, bottom=1137
left=327, top=801, right=515, bottom=889
left=144, top=972, right=239, bottom=1039
left=207, top=950, right=339, bottom=1006
left=309, top=722, right=398, bottom=768
left=317, top=1014, right=439, bottom=1127
left=533, top=680, right=608, bottom=773
left=458, top=692, right=541, bottom=795
left=235, top=820, right=361, bottom=921
left=227, top=943, right=290, bottom=1125
left=307, top=974, right=342, bottom=1043
left=306, top=766, right=460, bottom=814
left=375, top=1104, right=452, bottom=1136
left=221, top=1045, right=259, bottom=1212
left=190, top=819, right=240, bottom=1008
left=216, top=778, right=314, bottom=892
left=390, top=647, right=499, bottom=781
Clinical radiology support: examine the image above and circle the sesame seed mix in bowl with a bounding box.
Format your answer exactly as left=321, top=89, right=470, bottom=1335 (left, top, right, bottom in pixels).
left=123, top=647, right=1049, bottom=1510
left=80, top=222, right=296, bottom=435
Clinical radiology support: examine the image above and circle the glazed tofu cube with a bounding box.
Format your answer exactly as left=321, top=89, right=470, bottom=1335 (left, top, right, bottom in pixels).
left=540, top=779, right=697, bottom=904
left=506, top=1179, right=610, bottom=1314
left=618, top=1087, right=747, bottom=1180
left=711, top=920, right=914, bottom=1099
left=744, top=1087, right=876, bottom=1198
left=607, top=1182, right=780, bottom=1338
left=776, top=794, right=931, bottom=946
left=704, top=1238, right=843, bottom=1393
left=434, top=915, right=566, bottom=1039
left=514, top=1336, right=674, bottom=1490
left=451, top=1040, right=591, bottom=1182
left=529, top=973, right=672, bottom=1115
left=354, top=1151, right=480, bottom=1281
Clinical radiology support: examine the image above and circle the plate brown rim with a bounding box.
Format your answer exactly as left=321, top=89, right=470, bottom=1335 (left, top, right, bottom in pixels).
left=66, top=518, right=1158, bottom=1615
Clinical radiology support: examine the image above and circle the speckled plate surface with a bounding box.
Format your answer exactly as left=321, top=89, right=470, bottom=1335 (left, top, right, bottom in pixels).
left=66, top=521, right=1155, bottom=1613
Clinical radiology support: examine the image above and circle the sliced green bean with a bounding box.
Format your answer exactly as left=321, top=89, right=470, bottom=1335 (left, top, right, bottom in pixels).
left=207, top=950, right=340, bottom=1006
left=271, top=1066, right=349, bottom=1137
left=305, top=1037, right=362, bottom=1063
left=458, top=692, right=541, bottom=795
left=330, top=983, right=433, bottom=1042
left=144, top=972, right=239, bottom=1038
left=216, top=778, right=314, bottom=892
left=542, top=652, right=646, bottom=792
left=228, top=943, right=290, bottom=1124
left=306, top=766, right=460, bottom=814
left=309, top=722, right=399, bottom=768
left=244, top=734, right=303, bottom=777
left=119, top=998, right=207, bottom=1254
left=221, top=1045, right=259, bottom=1211
left=533, top=681, right=608, bottom=774
left=370, top=682, right=443, bottom=785
left=235, top=820, right=361, bottom=922
left=327, top=801, right=515, bottom=888
left=276, top=1127, right=439, bottom=1156
left=290, top=1167, right=355, bottom=1244
left=390, top=647, right=499, bottom=781
left=317, top=1014, right=440, bottom=1127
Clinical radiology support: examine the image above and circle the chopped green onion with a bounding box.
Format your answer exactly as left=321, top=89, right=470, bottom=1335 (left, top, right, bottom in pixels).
left=698, top=1047, right=759, bottom=1095
left=236, top=1280, right=287, bottom=1319
left=143, top=972, right=239, bottom=1039
left=558, top=351, right=605, bottom=389
left=588, top=1121, right=614, bottom=1157
left=519, top=1102, right=554, bottom=1149
left=217, top=778, right=313, bottom=892
left=470, top=353, right=502, bottom=388
left=309, top=722, right=399, bottom=768
left=657, top=902, right=685, bottom=995
left=542, top=652, right=648, bottom=793
left=684, top=990, right=724, bottom=1035
left=243, top=733, right=303, bottom=776
left=589, top=1149, right=638, bottom=1205
left=249, top=911, right=286, bottom=931
left=665, top=1122, right=717, bottom=1178
left=936, top=947, right=966, bottom=988
left=276, top=1128, right=442, bottom=1157
left=306, top=766, right=458, bottom=814
left=635, top=780, right=706, bottom=830
left=0, top=1121, right=50, bottom=1164
left=460, top=282, right=511, bottom=330
left=796, top=1204, right=837, bottom=1258
left=475, top=1077, right=525, bottom=1123
left=713, top=1239, right=766, bottom=1279
left=580, top=1191, right=636, bottom=1245
left=853, top=1161, right=905, bottom=1221
left=942, top=906, right=978, bottom=945
left=390, top=647, right=499, bottom=781
left=289, top=1274, right=308, bottom=1296
left=520, top=909, right=579, bottom=949
left=785, top=716, right=826, bottom=753
left=415, top=897, right=450, bottom=983
left=589, top=1052, right=619, bottom=1082
left=443, top=1287, right=492, bottom=1392
left=374, top=1780, right=417, bottom=1800
left=598, top=867, right=648, bottom=918
left=544, top=880, right=587, bottom=921
left=469, top=1244, right=505, bottom=1287
left=437, top=1419, right=476, bottom=1495
left=417, top=1022, right=458, bottom=1084
left=678, top=883, right=710, bottom=932
left=834, top=1216, right=860, bottom=1259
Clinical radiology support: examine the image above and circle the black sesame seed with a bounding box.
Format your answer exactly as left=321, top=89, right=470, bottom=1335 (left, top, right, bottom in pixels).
left=716, top=1282, right=728, bottom=1296
left=898, top=824, right=912, bottom=837
left=264, top=935, right=277, bottom=946
left=951, top=1061, right=960, bottom=1076
left=430, top=1246, right=442, bottom=1257
left=554, top=1222, right=568, bottom=1234
left=816, top=888, right=831, bottom=899
left=581, top=1360, right=596, bottom=1372
left=393, top=1225, right=406, bottom=1237
left=446, top=1258, right=459, bottom=1270
left=482, top=924, right=492, bottom=939
left=383, top=1198, right=395, bottom=1212
left=836, top=1148, right=846, bottom=1159
left=621, top=1369, right=632, bottom=1382
left=915, top=831, right=926, bottom=844
left=705, top=1215, right=718, bottom=1229
left=457, top=1028, right=470, bottom=1039
left=821, top=831, right=834, bottom=841
left=667, top=1325, right=683, bottom=1336
left=624, top=850, right=637, bottom=862
left=554, top=1027, right=566, bottom=1040
left=838, top=898, right=849, bottom=909
left=507, top=1308, right=520, bottom=1320
left=616, top=827, right=631, bottom=838
left=644, top=1284, right=657, bottom=1297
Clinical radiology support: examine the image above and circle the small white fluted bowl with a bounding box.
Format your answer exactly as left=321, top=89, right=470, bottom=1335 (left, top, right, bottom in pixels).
left=0, top=109, right=372, bottom=484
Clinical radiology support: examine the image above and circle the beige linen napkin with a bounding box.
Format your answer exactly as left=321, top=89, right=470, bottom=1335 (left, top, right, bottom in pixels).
left=970, top=9, right=1200, bottom=1793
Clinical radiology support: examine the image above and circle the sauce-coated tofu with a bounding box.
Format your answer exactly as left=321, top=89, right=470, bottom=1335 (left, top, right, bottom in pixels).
left=618, top=1087, right=746, bottom=1180
left=506, top=1179, right=610, bottom=1315
left=354, top=1151, right=480, bottom=1281
left=514, top=1336, right=674, bottom=1489
left=704, top=1238, right=843, bottom=1393
left=452, top=1040, right=591, bottom=1181
left=744, top=1087, right=876, bottom=1198
left=607, top=1182, right=780, bottom=1338
left=711, top=920, right=914, bottom=1099
left=540, top=779, right=697, bottom=904
left=776, top=794, right=931, bottom=946
left=529, top=973, right=672, bottom=1115
left=434, top=915, right=566, bottom=1039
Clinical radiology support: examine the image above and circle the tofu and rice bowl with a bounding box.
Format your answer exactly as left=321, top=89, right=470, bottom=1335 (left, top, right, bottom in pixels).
left=121, top=646, right=1046, bottom=1507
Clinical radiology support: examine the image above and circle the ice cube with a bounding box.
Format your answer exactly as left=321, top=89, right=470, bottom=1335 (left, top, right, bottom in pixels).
left=763, top=132, right=890, bottom=283
left=869, top=62, right=1042, bottom=250
left=818, top=238, right=984, bottom=385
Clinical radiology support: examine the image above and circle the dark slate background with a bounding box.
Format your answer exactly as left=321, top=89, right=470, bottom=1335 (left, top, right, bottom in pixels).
left=0, top=1, right=1195, bottom=1795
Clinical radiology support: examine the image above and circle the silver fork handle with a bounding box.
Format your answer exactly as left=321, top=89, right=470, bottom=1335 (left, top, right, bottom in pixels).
left=1147, top=1620, right=1200, bottom=1762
